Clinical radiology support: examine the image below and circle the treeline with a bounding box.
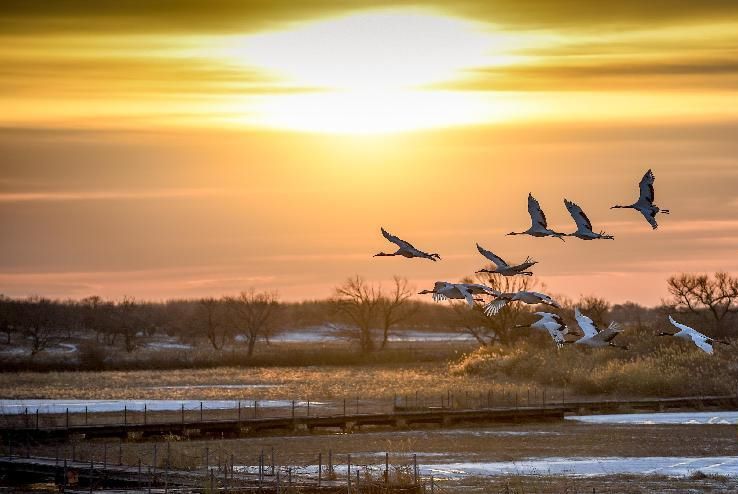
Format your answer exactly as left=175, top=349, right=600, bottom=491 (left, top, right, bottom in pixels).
left=1, top=271, right=736, bottom=362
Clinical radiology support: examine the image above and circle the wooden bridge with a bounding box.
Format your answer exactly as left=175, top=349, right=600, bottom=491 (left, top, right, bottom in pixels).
left=1, top=394, right=735, bottom=443
left=0, top=455, right=422, bottom=493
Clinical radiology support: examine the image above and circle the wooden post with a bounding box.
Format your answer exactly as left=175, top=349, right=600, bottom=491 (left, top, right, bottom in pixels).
left=181, top=404, right=185, bottom=425
left=63, top=459, right=68, bottom=493
left=431, top=475, right=435, bottom=494
left=138, top=458, right=142, bottom=488
left=205, top=447, right=209, bottom=472
left=328, top=449, right=333, bottom=477
left=210, top=469, right=214, bottom=493
left=238, top=401, right=241, bottom=421
left=144, top=404, right=147, bottom=425
left=414, top=453, right=418, bottom=484
left=148, top=466, right=152, bottom=494
left=89, top=458, right=94, bottom=494
left=66, top=408, right=69, bottom=429
left=231, top=453, right=235, bottom=479
left=385, top=452, right=389, bottom=483
left=271, top=447, right=275, bottom=475
left=307, top=400, right=310, bottom=417
left=291, top=400, right=295, bottom=419
left=36, top=409, right=39, bottom=429
left=347, top=454, right=351, bottom=493
left=85, top=406, right=88, bottom=425
left=152, top=444, right=157, bottom=476
left=318, top=452, right=322, bottom=485
left=165, top=457, right=170, bottom=494
left=124, top=405, right=127, bottom=425
left=103, top=443, right=107, bottom=470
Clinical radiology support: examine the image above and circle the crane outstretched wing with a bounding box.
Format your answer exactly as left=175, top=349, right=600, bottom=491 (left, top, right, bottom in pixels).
left=527, top=193, right=548, bottom=229
left=594, top=321, right=622, bottom=342
left=381, top=227, right=415, bottom=250
left=564, top=199, right=594, bottom=233
left=476, top=243, right=508, bottom=268
left=484, top=299, right=508, bottom=316
left=638, top=169, right=655, bottom=204
left=574, top=308, right=599, bottom=338
left=455, top=284, right=476, bottom=307
left=638, top=209, right=659, bottom=229
left=546, top=326, right=566, bottom=348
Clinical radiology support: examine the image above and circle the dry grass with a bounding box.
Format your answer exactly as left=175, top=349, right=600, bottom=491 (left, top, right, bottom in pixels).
left=451, top=327, right=738, bottom=397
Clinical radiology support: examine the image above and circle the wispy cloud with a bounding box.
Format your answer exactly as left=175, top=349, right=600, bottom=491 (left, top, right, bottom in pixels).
left=0, top=188, right=223, bottom=202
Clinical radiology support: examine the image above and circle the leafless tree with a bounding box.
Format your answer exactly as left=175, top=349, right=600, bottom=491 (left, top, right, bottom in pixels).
left=18, top=296, right=59, bottom=356
left=228, top=289, right=280, bottom=357
left=666, top=272, right=738, bottom=336
left=333, top=276, right=382, bottom=353
left=454, top=274, right=537, bottom=346
left=576, top=295, right=611, bottom=328
left=378, top=276, right=417, bottom=350
left=0, top=295, right=15, bottom=345
left=197, top=297, right=229, bottom=350
left=115, top=297, right=140, bottom=353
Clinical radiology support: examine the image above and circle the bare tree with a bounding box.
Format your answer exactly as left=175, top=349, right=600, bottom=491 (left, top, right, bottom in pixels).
left=667, top=272, right=738, bottom=336
left=18, top=297, right=59, bottom=356
left=228, top=289, right=280, bottom=357
left=454, top=274, right=537, bottom=346
left=0, top=295, right=15, bottom=345
left=115, top=297, right=140, bottom=353
left=576, top=295, right=611, bottom=327
left=333, top=276, right=382, bottom=353
left=197, top=297, right=229, bottom=350
left=378, top=276, right=417, bottom=350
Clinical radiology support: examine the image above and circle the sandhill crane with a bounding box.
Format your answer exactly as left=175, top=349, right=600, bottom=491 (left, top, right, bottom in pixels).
left=659, top=315, right=730, bottom=354
left=507, top=194, right=566, bottom=241
left=611, top=169, right=670, bottom=229
left=564, top=199, right=614, bottom=240
left=374, top=227, right=441, bottom=261
left=572, top=308, right=627, bottom=349
left=418, top=282, right=496, bottom=307
left=515, top=311, right=568, bottom=348
left=483, top=290, right=560, bottom=316
left=475, top=244, right=537, bottom=276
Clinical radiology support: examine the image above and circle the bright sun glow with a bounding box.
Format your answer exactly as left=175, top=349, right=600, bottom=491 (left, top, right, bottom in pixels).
left=215, top=10, right=530, bottom=134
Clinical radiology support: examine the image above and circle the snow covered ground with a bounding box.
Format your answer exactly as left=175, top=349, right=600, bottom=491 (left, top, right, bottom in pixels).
left=567, top=411, right=738, bottom=425
left=0, top=398, right=323, bottom=414
left=235, top=456, right=738, bottom=478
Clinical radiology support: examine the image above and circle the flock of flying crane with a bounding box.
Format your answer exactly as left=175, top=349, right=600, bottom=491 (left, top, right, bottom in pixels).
left=374, top=169, right=730, bottom=355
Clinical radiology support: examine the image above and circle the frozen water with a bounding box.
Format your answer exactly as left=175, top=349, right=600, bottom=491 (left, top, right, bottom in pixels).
left=567, top=411, right=738, bottom=425
left=235, top=456, right=738, bottom=478
left=0, top=398, right=324, bottom=414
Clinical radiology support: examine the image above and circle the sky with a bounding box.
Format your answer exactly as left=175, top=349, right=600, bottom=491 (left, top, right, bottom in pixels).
left=2, top=0, right=738, bottom=306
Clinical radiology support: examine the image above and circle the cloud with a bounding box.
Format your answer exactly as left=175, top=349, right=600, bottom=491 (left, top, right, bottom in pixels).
left=0, top=188, right=223, bottom=202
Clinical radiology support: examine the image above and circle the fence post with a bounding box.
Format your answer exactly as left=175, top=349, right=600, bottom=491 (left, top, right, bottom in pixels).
left=271, top=447, right=275, bottom=475
left=414, top=453, right=418, bottom=484
left=385, top=452, right=389, bottom=484
left=144, top=404, right=147, bottom=425
left=89, top=458, right=94, bottom=494
left=103, top=443, right=107, bottom=470
left=307, top=400, right=310, bottom=417
left=291, top=400, right=295, bottom=420
left=124, top=406, right=127, bottom=425
left=63, top=459, right=68, bottom=493
left=328, top=449, right=333, bottom=478
left=205, top=447, right=209, bottom=472
left=347, top=454, right=351, bottom=494
left=200, top=402, right=203, bottom=421
left=152, top=444, right=157, bottom=476
left=85, top=406, right=88, bottom=426
left=318, top=452, right=322, bottom=486
left=238, top=401, right=241, bottom=421
left=66, top=408, right=69, bottom=429
left=35, top=409, right=39, bottom=429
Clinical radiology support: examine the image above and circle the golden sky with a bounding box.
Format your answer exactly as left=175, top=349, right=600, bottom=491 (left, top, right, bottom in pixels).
left=1, top=1, right=738, bottom=305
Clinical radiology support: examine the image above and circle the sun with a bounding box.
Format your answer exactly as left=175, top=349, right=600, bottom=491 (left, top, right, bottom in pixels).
left=214, top=9, right=527, bottom=134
